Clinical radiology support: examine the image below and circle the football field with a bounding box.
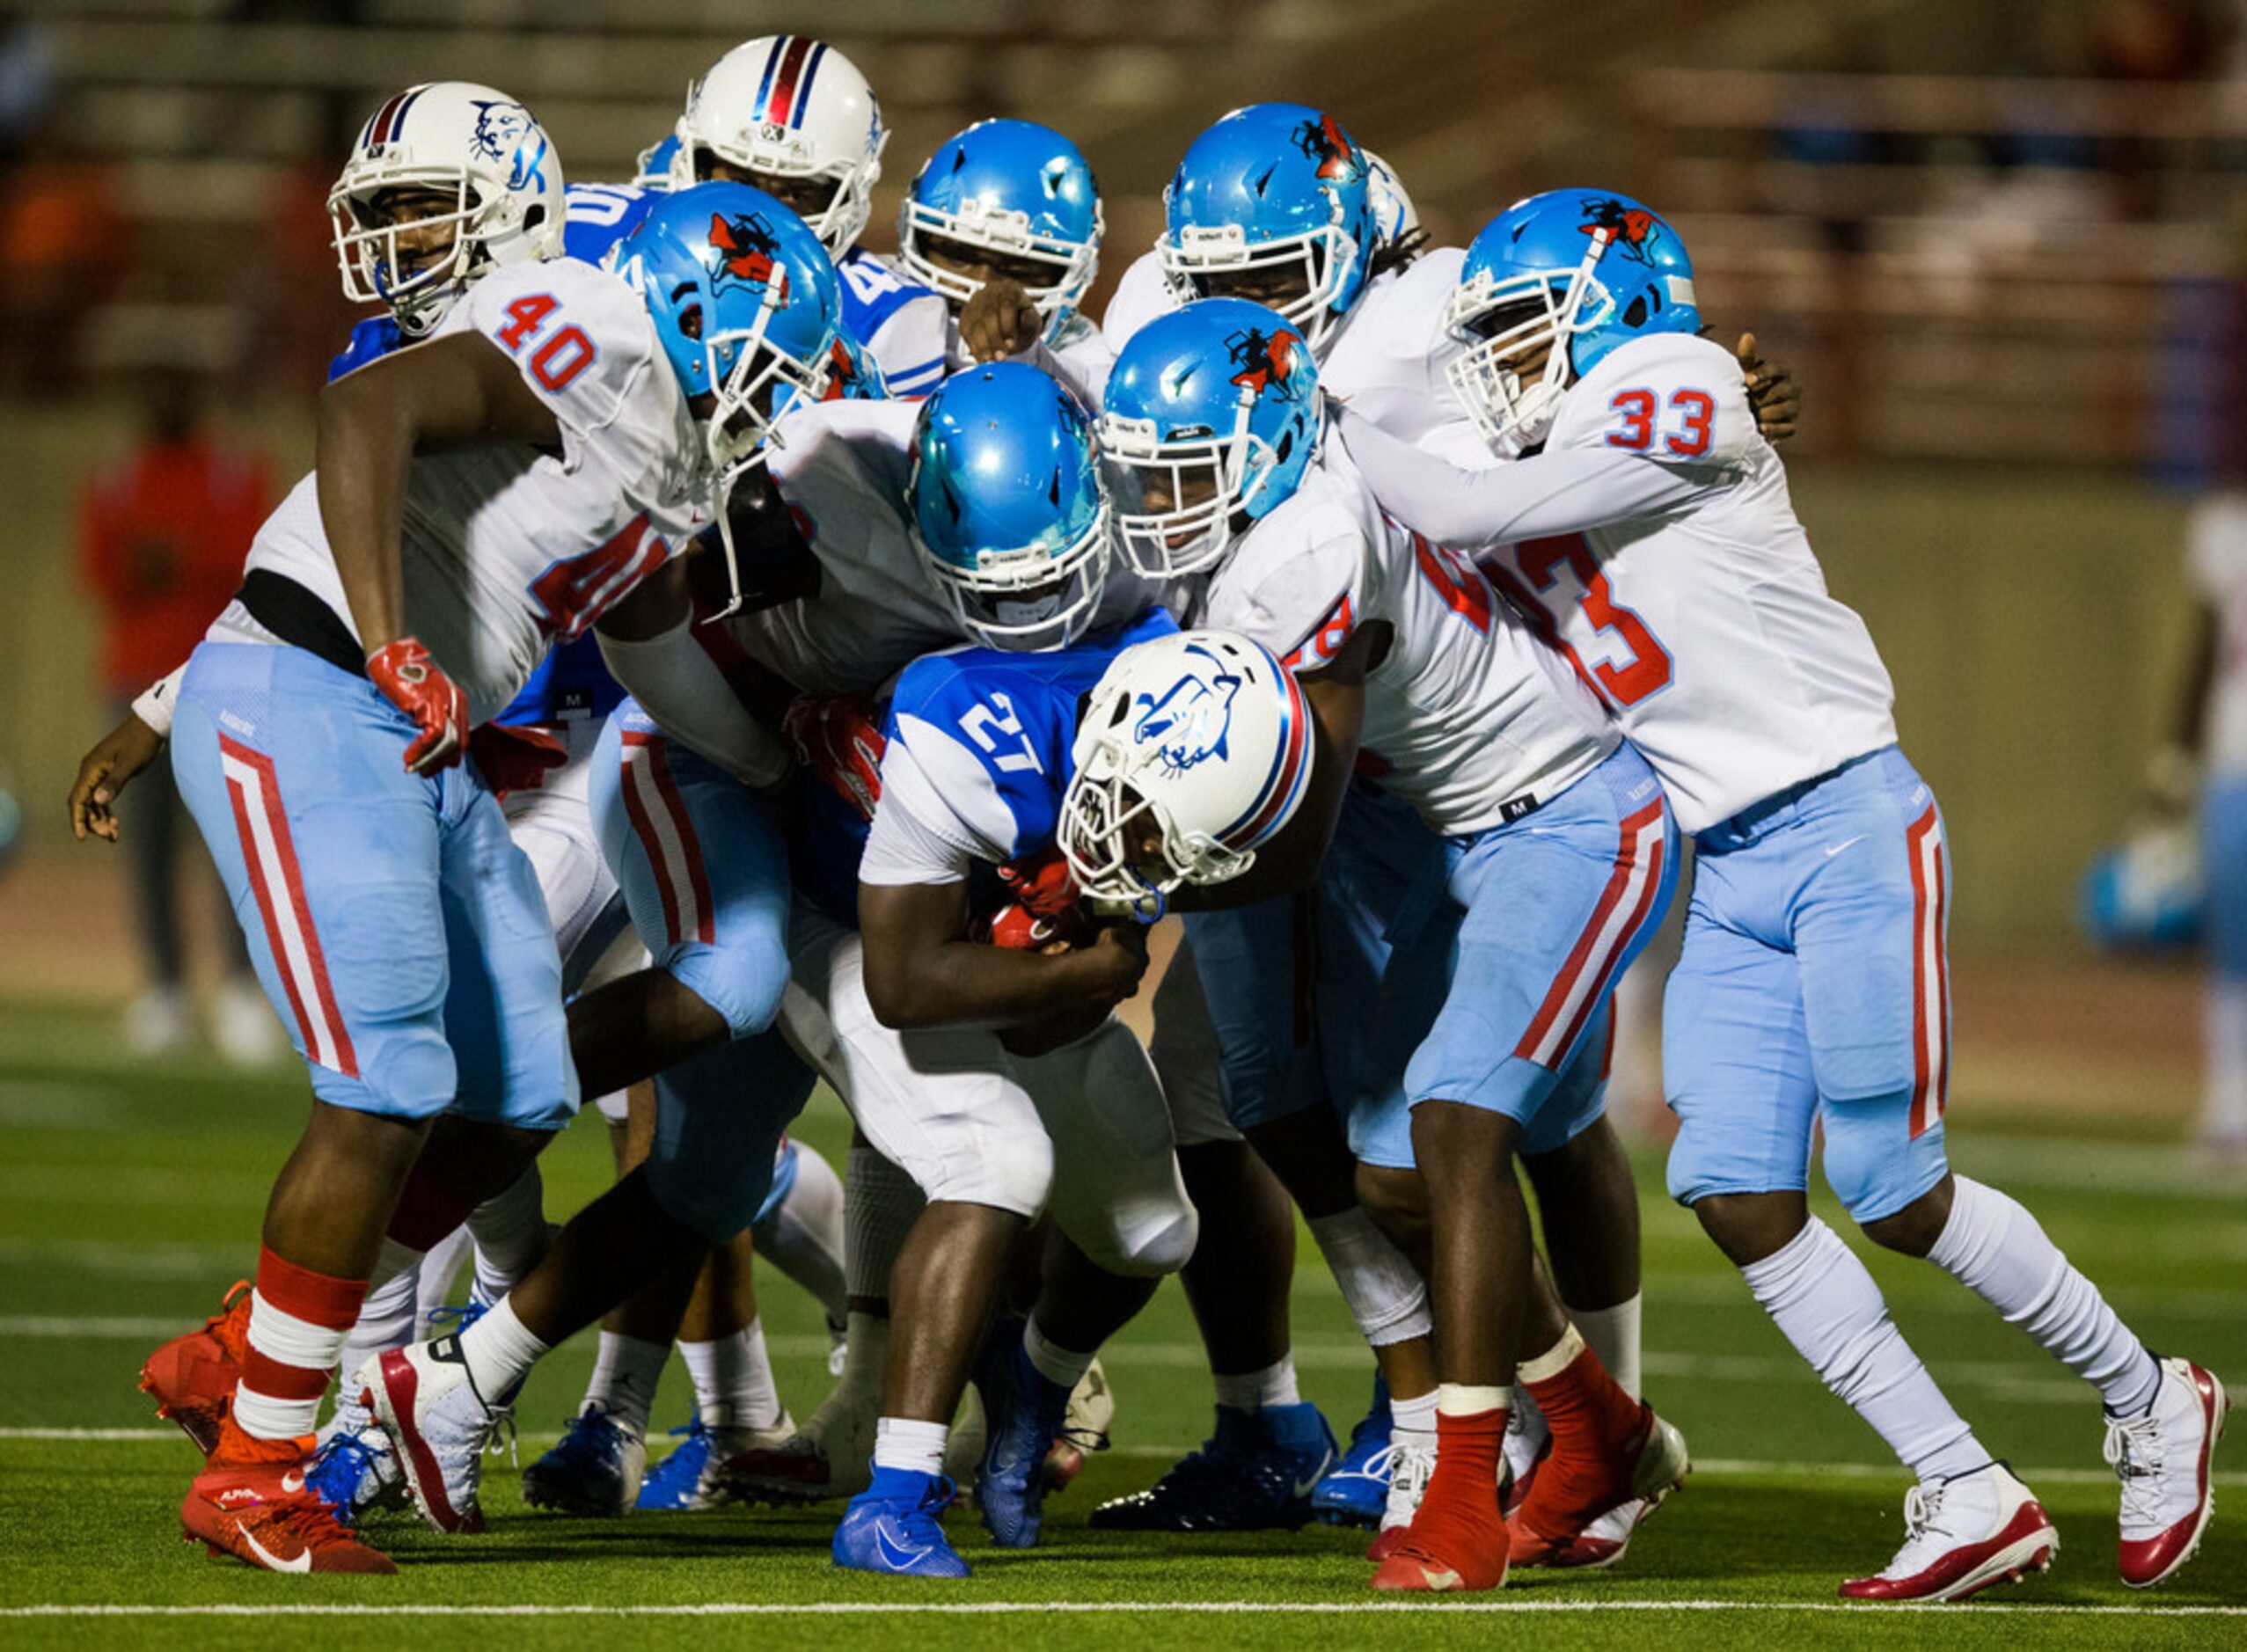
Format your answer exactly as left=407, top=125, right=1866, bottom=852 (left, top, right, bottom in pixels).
left=3, top=1000, right=2243, bottom=1649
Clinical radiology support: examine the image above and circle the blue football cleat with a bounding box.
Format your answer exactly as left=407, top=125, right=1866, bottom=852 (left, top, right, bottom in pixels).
left=1090, top=1401, right=1338, bottom=1531
left=304, top=1423, right=402, bottom=1526
left=521, top=1402, right=646, bottom=1516
left=1312, top=1374, right=1394, bottom=1527
left=832, top=1466, right=970, bottom=1578
left=973, top=1315, right=1074, bottom=1548
left=637, top=1418, right=720, bottom=1511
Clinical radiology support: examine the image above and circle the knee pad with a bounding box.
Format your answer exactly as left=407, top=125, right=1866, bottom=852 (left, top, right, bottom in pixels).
left=1819, top=1088, right=1949, bottom=1224
left=666, top=934, right=790, bottom=1043
left=917, top=1122, right=1054, bottom=1217
left=1079, top=1201, right=1198, bottom=1279
left=643, top=1033, right=814, bottom=1241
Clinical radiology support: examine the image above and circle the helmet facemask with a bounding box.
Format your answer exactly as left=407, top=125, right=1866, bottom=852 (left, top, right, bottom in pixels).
left=916, top=503, right=1111, bottom=654
left=1060, top=738, right=1259, bottom=921
left=1099, top=388, right=1272, bottom=581
left=1445, top=229, right=1617, bottom=450
left=671, top=128, right=885, bottom=257
left=1159, top=216, right=1358, bottom=355
left=899, top=200, right=1101, bottom=336
left=329, top=172, right=500, bottom=337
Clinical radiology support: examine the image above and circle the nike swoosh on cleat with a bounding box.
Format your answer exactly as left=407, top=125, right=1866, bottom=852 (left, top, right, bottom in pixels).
left=240, top=1527, right=312, bottom=1574
left=874, top=1518, right=933, bottom=1571
left=281, top=1471, right=306, bottom=1495
left=1421, top=1566, right=1463, bottom=1590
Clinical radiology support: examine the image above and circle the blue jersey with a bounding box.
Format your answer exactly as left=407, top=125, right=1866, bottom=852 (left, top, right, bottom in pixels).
left=878, top=609, right=1179, bottom=867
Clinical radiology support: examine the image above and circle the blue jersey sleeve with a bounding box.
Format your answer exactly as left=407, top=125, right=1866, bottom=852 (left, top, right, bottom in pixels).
left=328, top=315, right=403, bottom=382
left=562, top=181, right=654, bottom=267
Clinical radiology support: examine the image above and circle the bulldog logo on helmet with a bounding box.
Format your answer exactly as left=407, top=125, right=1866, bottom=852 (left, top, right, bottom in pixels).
left=1131, top=643, right=1243, bottom=777
left=470, top=99, right=545, bottom=191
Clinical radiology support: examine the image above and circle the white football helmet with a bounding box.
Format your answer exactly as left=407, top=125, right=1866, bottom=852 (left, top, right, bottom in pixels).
left=1061, top=629, right=1314, bottom=916
left=668, top=36, right=887, bottom=257
left=328, top=82, right=564, bottom=338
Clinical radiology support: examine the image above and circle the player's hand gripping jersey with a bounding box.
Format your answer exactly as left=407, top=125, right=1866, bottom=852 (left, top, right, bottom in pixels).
left=1197, top=435, right=1616, bottom=837
left=248, top=257, right=704, bottom=725
left=1343, top=331, right=1897, bottom=833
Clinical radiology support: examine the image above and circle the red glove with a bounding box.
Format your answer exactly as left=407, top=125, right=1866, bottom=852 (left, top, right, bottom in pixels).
left=366, top=637, right=468, bottom=775
left=981, top=901, right=1071, bottom=952
left=469, top=722, right=567, bottom=799
left=782, top=692, right=886, bottom=822
left=993, top=848, right=1092, bottom=947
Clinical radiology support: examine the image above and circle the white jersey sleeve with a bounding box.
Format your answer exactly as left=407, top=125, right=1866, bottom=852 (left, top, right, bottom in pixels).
left=722, top=398, right=961, bottom=695
left=1024, top=311, right=1114, bottom=408
left=1101, top=250, right=1175, bottom=356
left=1319, top=252, right=1469, bottom=448
left=1469, top=331, right=1897, bottom=833
left=1197, top=497, right=1370, bottom=674
left=244, top=259, right=701, bottom=726
left=860, top=714, right=1016, bottom=882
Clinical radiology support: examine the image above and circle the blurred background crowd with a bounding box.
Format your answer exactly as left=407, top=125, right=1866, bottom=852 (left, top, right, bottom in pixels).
left=0, top=0, right=2237, bottom=1142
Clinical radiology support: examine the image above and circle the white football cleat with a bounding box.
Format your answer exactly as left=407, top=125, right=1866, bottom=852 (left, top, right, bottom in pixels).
left=2108, top=1356, right=2229, bottom=1589
left=1363, top=1434, right=1436, bottom=1563
left=1839, top=1462, right=2057, bottom=1603
left=358, top=1334, right=510, bottom=1534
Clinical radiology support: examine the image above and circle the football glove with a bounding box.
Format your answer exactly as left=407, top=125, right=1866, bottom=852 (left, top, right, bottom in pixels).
left=366, top=637, right=468, bottom=775
left=782, top=692, right=886, bottom=822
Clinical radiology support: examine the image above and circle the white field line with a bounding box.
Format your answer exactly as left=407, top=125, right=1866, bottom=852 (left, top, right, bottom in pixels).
left=4, top=1429, right=2243, bottom=1490
left=4, top=1601, right=2246, bottom=1619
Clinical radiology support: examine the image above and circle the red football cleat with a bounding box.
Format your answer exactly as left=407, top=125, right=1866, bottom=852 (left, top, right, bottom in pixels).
left=1369, top=1417, right=1511, bottom=1594
left=2110, top=1357, right=2229, bottom=1590
left=1840, top=1464, right=2057, bottom=1604
left=1510, top=1403, right=1689, bottom=1568
left=181, top=1458, right=396, bottom=1575
left=140, top=1280, right=252, bottom=1455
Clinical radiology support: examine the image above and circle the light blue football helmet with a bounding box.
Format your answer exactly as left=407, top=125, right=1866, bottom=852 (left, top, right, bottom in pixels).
left=607, top=180, right=852, bottom=613
left=898, top=118, right=1102, bottom=339
left=908, top=362, right=1110, bottom=652
left=1158, top=103, right=1374, bottom=355
left=1446, top=188, right=1702, bottom=450
left=633, top=133, right=680, bottom=191
left=1098, top=297, right=1321, bottom=580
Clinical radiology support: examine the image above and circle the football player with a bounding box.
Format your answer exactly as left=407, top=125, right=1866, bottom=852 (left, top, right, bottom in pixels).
left=128, top=91, right=779, bottom=1574
left=1082, top=297, right=1694, bottom=1593
left=1341, top=187, right=2229, bottom=1600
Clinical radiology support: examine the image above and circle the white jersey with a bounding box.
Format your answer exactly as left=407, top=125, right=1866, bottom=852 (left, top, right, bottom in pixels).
left=2188, top=492, right=2247, bottom=777
left=244, top=258, right=703, bottom=726
left=721, top=398, right=1158, bottom=697
left=838, top=247, right=950, bottom=397
left=1196, top=435, right=1616, bottom=837
left=1343, top=331, right=1898, bottom=834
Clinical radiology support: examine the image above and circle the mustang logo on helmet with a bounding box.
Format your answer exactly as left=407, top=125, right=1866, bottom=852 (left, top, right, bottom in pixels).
left=1226, top=325, right=1307, bottom=401
left=1292, top=112, right=1358, bottom=183
left=709, top=212, right=782, bottom=294
left=1577, top=196, right=1660, bottom=265
left=1131, top=645, right=1243, bottom=777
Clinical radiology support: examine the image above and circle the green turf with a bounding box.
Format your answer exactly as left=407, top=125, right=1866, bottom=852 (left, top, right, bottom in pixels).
left=1, top=1000, right=2243, bottom=1648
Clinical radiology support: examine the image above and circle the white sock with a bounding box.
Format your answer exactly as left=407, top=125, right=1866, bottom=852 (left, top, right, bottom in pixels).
left=752, top=1143, right=848, bottom=1329
left=1391, top=1385, right=1438, bottom=1441
left=1212, top=1355, right=1301, bottom=1414
left=334, top=1267, right=420, bottom=1407
left=370, top=1237, right=425, bottom=1290
left=1569, top=1295, right=1643, bottom=1401
left=1928, top=1175, right=2162, bottom=1416
left=872, top=1415, right=948, bottom=1476
left=1742, top=1217, right=1985, bottom=1482
left=2207, top=978, right=2247, bottom=1139
left=1438, top=1383, right=1508, bottom=1417
left=414, top=1226, right=472, bottom=1310
left=823, top=1310, right=889, bottom=1412
left=451, top=1297, right=551, bottom=1409
left=1021, top=1312, right=1098, bottom=1393
left=234, top=1292, right=352, bottom=1442
left=1504, top=1384, right=1549, bottom=1480
left=680, top=1318, right=784, bottom=1431
left=466, top=1167, right=547, bottom=1304
left=1305, top=1207, right=1432, bottom=1347
left=845, top=1144, right=924, bottom=1304
left=579, top=1329, right=667, bottom=1439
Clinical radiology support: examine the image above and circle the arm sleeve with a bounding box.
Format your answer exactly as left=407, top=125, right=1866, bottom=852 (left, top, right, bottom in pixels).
left=869, top=293, right=952, bottom=398
left=130, top=662, right=190, bottom=740
left=597, top=619, right=791, bottom=790
left=858, top=757, right=978, bottom=887
left=1339, top=406, right=1729, bottom=549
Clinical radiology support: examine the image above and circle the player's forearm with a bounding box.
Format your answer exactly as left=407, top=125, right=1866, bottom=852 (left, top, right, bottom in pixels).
left=1341, top=412, right=1713, bottom=547
left=315, top=375, right=414, bottom=654
left=861, top=933, right=1115, bottom=1031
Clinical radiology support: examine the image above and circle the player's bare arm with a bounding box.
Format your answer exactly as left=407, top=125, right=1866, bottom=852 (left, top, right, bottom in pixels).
left=315, top=330, right=562, bottom=657
left=857, top=876, right=1148, bottom=1031
left=66, top=708, right=166, bottom=844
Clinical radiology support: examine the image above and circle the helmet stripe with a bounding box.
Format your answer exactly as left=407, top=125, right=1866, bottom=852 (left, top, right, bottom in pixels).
left=765, top=35, right=816, bottom=128
left=793, top=42, right=830, bottom=129
left=383, top=86, right=424, bottom=144
left=752, top=37, right=786, bottom=114
left=1216, top=660, right=1312, bottom=847
left=365, top=89, right=408, bottom=147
